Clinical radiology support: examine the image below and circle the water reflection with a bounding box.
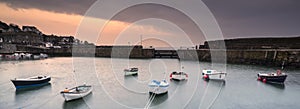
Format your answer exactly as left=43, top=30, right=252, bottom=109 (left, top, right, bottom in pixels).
left=14, top=83, right=52, bottom=108
left=205, top=79, right=226, bottom=86
left=170, top=79, right=188, bottom=85
left=198, top=79, right=226, bottom=109
left=264, top=82, right=285, bottom=89
left=1, top=57, right=300, bottom=109
left=123, top=75, right=148, bottom=94
left=123, top=75, right=139, bottom=82
left=149, top=93, right=169, bottom=106
left=63, top=99, right=89, bottom=109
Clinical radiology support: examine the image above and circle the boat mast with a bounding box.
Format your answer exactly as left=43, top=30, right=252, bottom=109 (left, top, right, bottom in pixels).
left=140, top=35, right=143, bottom=47
left=281, top=61, right=285, bottom=70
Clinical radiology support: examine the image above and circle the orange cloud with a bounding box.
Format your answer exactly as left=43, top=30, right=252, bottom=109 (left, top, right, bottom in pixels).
left=0, top=3, right=82, bottom=36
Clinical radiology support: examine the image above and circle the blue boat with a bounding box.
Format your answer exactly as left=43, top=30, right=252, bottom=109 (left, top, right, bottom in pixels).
left=11, top=76, right=51, bottom=89
left=257, top=70, right=287, bottom=83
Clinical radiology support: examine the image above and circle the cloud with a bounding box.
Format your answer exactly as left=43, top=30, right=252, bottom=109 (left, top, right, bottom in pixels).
left=1, top=0, right=300, bottom=39
left=0, top=0, right=96, bottom=15
left=203, top=0, right=300, bottom=37
left=0, top=1, right=205, bottom=43
left=106, top=4, right=205, bottom=44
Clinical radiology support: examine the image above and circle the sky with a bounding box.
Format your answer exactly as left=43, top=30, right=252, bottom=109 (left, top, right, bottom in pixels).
left=0, top=0, right=300, bottom=47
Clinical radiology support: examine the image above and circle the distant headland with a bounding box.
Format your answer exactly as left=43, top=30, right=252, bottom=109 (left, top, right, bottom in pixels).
left=0, top=21, right=299, bottom=68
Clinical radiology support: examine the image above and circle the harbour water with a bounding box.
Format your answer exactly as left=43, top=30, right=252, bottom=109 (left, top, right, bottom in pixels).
left=0, top=57, right=300, bottom=109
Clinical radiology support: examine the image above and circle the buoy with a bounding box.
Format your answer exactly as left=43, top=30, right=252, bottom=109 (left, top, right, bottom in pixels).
left=170, top=74, right=172, bottom=78
left=263, top=78, right=267, bottom=83
left=203, top=74, right=209, bottom=79
left=186, top=74, right=188, bottom=78
left=257, top=77, right=261, bottom=81
left=63, top=89, right=69, bottom=92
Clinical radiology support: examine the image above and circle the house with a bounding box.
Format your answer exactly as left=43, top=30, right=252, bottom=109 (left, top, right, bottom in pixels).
left=45, top=42, right=53, bottom=48
left=22, top=26, right=42, bottom=35
left=0, top=21, right=9, bottom=33
left=0, top=28, right=5, bottom=33
left=7, top=24, right=21, bottom=32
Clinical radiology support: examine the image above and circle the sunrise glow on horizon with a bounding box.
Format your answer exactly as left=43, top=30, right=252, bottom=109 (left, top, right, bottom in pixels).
left=1, top=0, right=300, bottom=47
left=0, top=3, right=193, bottom=47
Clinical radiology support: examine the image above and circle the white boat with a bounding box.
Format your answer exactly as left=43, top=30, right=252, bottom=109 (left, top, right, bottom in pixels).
left=24, top=53, right=32, bottom=59
left=202, top=70, right=227, bottom=80
left=170, top=71, right=188, bottom=81
left=19, top=53, right=26, bottom=59
left=124, top=67, right=138, bottom=76
left=148, top=79, right=169, bottom=94
left=40, top=53, right=48, bottom=58
left=33, top=55, right=40, bottom=59
left=12, top=53, right=20, bottom=60
left=60, top=84, right=92, bottom=101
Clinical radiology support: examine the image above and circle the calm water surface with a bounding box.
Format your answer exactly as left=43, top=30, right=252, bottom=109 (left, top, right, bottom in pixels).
left=0, top=57, right=300, bottom=109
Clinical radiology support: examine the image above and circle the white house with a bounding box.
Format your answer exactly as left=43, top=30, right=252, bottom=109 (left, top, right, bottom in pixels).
left=45, top=42, right=53, bottom=48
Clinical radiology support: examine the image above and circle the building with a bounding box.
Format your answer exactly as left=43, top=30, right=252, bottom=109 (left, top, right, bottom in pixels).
left=45, top=42, right=53, bottom=48
left=0, top=21, right=9, bottom=33
left=43, top=35, right=74, bottom=48
left=7, top=24, right=21, bottom=32
left=22, top=26, right=42, bottom=35
left=0, top=32, right=43, bottom=45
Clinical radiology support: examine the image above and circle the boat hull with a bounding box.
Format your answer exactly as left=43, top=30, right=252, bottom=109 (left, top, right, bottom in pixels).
left=258, top=74, right=287, bottom=83
left=148, top=80, right=169, bottom=95
left=148, top=87, right=168, bottom=95
left=171, top=75, right=187, bottom=81
left=61, top=91, right=92, bottom=101
left=11, top=77, right=51, bottom=89
left=204, top=74, right=226, bottom=80
left=202, top=70, right=226, bottom=80
left=61, top=85, right=93, bottom=101
left=124, top=71, right=138, bottom=76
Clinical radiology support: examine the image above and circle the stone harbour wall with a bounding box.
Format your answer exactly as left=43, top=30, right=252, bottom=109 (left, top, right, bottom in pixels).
left=178, top=49, right=300, bottom=67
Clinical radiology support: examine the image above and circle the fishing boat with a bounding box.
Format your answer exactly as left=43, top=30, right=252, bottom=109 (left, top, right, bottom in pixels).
left=33, top=55, right=40, bottom=59
left=124, top=67, right=138, bottom=76
left=257, top=70, right=287, bottom=83
left=170, top=71, right=188, bottom=81
left=11, top=76, right=51, bottom=89
left=148, top=79, right=169, bottom=94
left=40, top=53, right=48, bottom=59
left=60, top=84, right=93, bottom=101
left=202, top=70, right=227, bottom=80
left=12, top=53, right=21, bottom=60
left=24, top=53, right=32, bottom=59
